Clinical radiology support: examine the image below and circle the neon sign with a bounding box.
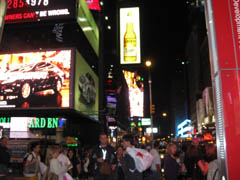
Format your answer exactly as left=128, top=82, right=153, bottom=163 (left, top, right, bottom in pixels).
left=0, top=117, right=10, bottom=123
left=5, top=0, right=76, bottom=23
left=29, top=117, right=63, bottom=128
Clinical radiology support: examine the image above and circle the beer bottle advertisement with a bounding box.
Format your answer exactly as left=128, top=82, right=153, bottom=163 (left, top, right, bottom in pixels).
left=120, top=7, right=141, bottom=64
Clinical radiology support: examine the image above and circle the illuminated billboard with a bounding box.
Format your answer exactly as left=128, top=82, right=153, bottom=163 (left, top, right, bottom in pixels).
left=0, top=0, right=7, bottom=42
left=177, top=119, right=192, bottom=138
left=5, top=0, right=76, bottom=24
left=0, top=49, right=72, bottom=108
left=86, top=0, right=101, bottom=11
left=0, top=116, right=66, bottom=138
left=78, top=0, right=99, bottom=56
left=120, top=7, right=141, bottom=64
left=123, top=70, right=144, bottom=117
left=74, top=50, right=99, bottom=120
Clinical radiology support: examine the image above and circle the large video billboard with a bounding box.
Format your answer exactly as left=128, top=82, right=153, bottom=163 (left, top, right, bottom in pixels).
left=0, top=49, right=72, bottom=108
left=5, top=0, right=76, bottom=24
left=120, top=7, right=141, bottom=64
left=74, top=50, right=99, bottom=120
left=123, top=70, right=144, bottom=117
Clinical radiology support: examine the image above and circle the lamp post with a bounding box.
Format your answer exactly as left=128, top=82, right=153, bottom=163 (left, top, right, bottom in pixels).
left=145, top=60, right=154, bottom=142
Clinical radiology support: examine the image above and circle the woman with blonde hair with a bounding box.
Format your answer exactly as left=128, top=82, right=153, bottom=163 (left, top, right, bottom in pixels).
left=164, top=143, right=180, bottom=180
left=44, top=145, right=71, bottom=180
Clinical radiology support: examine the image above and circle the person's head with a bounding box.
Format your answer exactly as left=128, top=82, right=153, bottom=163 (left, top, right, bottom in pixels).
left=205, top=143, right=217, bottom=160
left=68, top=149, right=76, bottom=159
left=166, top=143, right=177, bottom=156
left=45, top=145, right=60, bottom=166
left=99, top=132, right=108, bottom=146
left=1, top=136, right=8, bottom=147
left=154, top=141, right=160, bottom=150
left=146, top=144, right=152, bottom=152
left=192, top=138, right=199, bottom=147
left=122, top=134, right=134, bottom=149
left=116, top=145, right=124, bottom=156
left=31, top=142, right=41, bottom=154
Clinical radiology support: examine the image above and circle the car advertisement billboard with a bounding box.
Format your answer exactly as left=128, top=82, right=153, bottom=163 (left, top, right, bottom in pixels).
left=5, top=0, right=76, bottom=24
left=74, top=50, right=98, bottom=121
left=120, top=7, right=141, bottom=64
left=0, top=49, right=73, bottom=108
left=123, top=70, right=144, bottom=117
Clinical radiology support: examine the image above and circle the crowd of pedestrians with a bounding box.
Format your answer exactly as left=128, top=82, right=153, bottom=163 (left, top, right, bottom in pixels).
left=0, top=133, right=218, bottom=180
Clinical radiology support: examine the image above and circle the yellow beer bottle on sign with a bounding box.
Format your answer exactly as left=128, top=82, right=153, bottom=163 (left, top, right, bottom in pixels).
left=124, top=11, right=137, bottom=62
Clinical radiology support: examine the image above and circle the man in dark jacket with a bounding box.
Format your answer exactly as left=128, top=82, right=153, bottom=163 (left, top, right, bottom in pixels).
left=0, top=137, right=10, bottom=178
left=122, top=134, right=143, bottom=180
left=90, top=132, right=116, bottom=180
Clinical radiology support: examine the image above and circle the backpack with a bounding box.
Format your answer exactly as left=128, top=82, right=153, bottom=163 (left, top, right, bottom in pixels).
left=23, top=153, right=39, bottom=174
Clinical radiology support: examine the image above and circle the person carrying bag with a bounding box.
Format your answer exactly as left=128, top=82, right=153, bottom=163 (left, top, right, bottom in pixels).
left=23, top=143, right=41, bottom=180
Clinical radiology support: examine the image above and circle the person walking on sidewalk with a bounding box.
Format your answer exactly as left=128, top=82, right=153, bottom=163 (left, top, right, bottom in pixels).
left=0, top=137, right=10, bottom=179
left=149, top=141, right=161, bottom=180
left=122, top=134, right=143, bottom=180
left=89, top=132, right=116, bottom=180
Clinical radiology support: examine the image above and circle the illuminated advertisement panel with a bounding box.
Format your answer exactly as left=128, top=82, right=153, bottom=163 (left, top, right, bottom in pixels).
left=0, top=49, right=72, bottom=108
left=120, top=7, right=141, bottom=64
left=74, top=50, right=99, bottom=120
left=123, top=70, right=144, bottom=117
left=5, top=0, right=76, bottom=24
left=177, top=119, right=192, bottom=138
left=0, top=0, right=7, bottom=42
left=86, top=0, right=101, bottom=11
left=0, top=116, right=66, bottom=138
left=78, top=0, right=99, bottom=56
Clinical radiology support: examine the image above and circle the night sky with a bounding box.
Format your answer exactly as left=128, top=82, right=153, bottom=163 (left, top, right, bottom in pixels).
left=141, top=1, right=188, bottom=117
left=104, top=0, right=189, bottom=134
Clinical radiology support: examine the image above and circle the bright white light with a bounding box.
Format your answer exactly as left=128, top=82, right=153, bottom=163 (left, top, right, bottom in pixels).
left=78, top=17, right=87, bottom=22
left=107, top=25, right=111, bottom=30
left=82, top=26, right=93, bottom=31
left=146, top=127, right=158, bottom=134
left=100, top=1, right=103, bottom=6
left=105, top=16, right=109, bottom=20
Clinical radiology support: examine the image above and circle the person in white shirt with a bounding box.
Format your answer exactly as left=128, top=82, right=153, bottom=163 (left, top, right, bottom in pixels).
left=45, top=145, right=72, bottom=180
left=149, top=141, right=161, bottom=180
left=23, top=142, right=41, bottom=179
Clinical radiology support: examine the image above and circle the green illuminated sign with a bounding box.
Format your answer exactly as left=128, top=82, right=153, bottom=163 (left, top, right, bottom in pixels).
left=29, top=117, right=59, bottom=129
left=77, top=0, right=99, bottom=56
left=0, top=117, right=10, bottom=123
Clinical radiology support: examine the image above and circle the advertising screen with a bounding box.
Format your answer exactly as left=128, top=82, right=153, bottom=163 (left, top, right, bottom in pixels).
left=86, top=0, right=101, bottom=11
left=0, top=0, right=7, bottom=42
left=5, top=0, right=76, bottom=24
left=74, top=50, right=99, bottom=120
left=120, top=7, right=141, bottom=64
left=0, top=49, right=72, bottom=108
left=123, top=70, right=144, bottom=117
